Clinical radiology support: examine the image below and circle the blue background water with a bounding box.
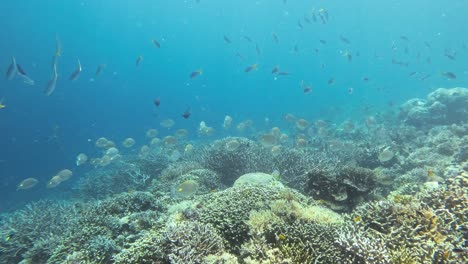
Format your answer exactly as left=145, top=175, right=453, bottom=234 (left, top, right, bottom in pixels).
left=0, top=0, right=466, bottom=211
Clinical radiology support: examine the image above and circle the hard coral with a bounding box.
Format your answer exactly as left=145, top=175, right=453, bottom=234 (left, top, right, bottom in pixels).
left=304, top=166, right=378, bottom=211
left=195, top=185, right=310, bottom=252
left=339, top=171, right=468, bottom=263
left=198, top=137, right=274, bottom=186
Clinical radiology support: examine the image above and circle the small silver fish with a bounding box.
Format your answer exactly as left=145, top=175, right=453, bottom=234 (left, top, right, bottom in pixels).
left=69, top=59, right=82, bottom=81
left=5, top=57, right=17, bottom=80
left=45, top=64, right=58, bottom=96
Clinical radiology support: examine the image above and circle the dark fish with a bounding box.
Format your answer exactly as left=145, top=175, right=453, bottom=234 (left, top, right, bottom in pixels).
left=424, top=41, right=431, bottom=48
left=44, top=64, right=58, bottom=96
left=271, top=66, right=279, bottom=74
left=356, top=51, right=360, bottom=57
left=441, top=72, right=456, bottom=80
left=293, top=44, right=299, bottom=53
left=255, top=44, right=261, bottom=55
left=5, top=57, right=17, bottom=80
left=68, top=59, right=82, bottom=81
left=243, top=35, right=252, bottom=42
left=297, top=20, right=303, bottom=30
left=327, top=77, right=335, bottom=85
left=340, top=35, right=351, bottom=44
left=152, top=39, right=161, bottom=48
left=235, top=52, right=244, bottom=60
left=312, top=12, right=317, bottom=22
left=409, top=71, right=417, bottom=77
left=318, top=8, right=328, bottom=24
left=301, top=80, right=312, bottom=93
left=16, top=64, right=27, bottom=76
left=95, top=64, right=106, bottom=76
left=245, top=64, right=257, bottom=73
left=154, top=97, right=160, bottom=107
left=182, top=108, right=191, bottom=119
left=190, top=69, right=203, bottom=79
left=348, top=87, right=354, bottom=94
left=314, top=48, right=319, bottom=53
left=136, top=55, right=143, bottom=66
left=444, top=49, right=456, bottom=60
left=391, top=59, right=408, bottom=67
left=319, top=39, right=327, bottom=45
left=362, top=77, right=369, bottom=82
left=223, top=35, right=231, bottom=44
left=343, top=51, right=352, bottom=61
left=272, top=33, right=279, bottom=44
left=278, top=71, right=289, bottom=76
left=404, top=47, right=409, bottom=54
left=304, top=15, right=311, bottom=24
left=420, top=73, right=431, bottom=81
left=400, top=35, right=409, bottom=41
left=444, top=53, right=456, bottom=60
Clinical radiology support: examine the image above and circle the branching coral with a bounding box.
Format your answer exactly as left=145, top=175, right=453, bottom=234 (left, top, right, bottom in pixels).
left=338, top=171, right=468, bottom=263
left=77, top=157, right=167, bottom=199
left=197, top=137, right=274, bottom=186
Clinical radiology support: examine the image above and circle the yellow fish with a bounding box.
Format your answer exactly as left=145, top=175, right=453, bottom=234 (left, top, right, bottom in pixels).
left=0, top=98, right=5, bottom=109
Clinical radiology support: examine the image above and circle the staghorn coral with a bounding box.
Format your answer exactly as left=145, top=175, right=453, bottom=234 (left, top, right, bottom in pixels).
left=197, top=137, right=274, bottom=186
left=77, top=157, right=168, bottom=199
left=0, top=192, right=166, bottom=264
left=339, top=171, right=468, bottom=263
left=195, top=185, right=311, bottom=252
left=113, top=230, right=164, bottom=264
left=0, top=200, right=79, bottom=264
left=162, top=221, right=226, bottom=264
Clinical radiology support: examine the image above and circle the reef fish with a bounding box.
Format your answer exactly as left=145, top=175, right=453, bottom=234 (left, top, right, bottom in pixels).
left=223, top=35, right=231, bottom=44
left=190, top=69, right=203, bottom=79
left=152, top=38, right=161, bottom=48
left=68, top=59, right=82, bottom=81
left=154, top=97, right=161, bottom=107
left=95, top=64, right=106, bottom=76
left=441, top=71, right=456, bottom=80
left=244, top=64, right=257, bottom=73
left=136, top=55, right=143, bottom=67
left=5, top=57, right=17, bottom=80
left=182, top=108, right=191, bottom=119
left=44, top=64, right=58, bottom=96
left=17, top=178, right=39, bottom=190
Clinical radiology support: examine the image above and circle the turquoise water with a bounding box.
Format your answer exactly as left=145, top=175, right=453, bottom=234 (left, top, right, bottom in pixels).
left=0, top=0, right=466, bottom=210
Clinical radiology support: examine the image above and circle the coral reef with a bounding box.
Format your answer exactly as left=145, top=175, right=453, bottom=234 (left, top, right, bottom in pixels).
left=77, top=156, right=168, bottom=199
left=0, top=192, right=166, bottom=264
left=2, top=88, right=467, bottom=263
left=197, top=137, right=274, bottom=186
left=303, top=165, right=379, bottom=211
left=338, top=171, right=468, bottom=263
left=399, top=87, right=468, bottom=127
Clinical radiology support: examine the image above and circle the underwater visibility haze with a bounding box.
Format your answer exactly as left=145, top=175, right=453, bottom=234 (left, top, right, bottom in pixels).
left=1, top=0, right=468, bottom=263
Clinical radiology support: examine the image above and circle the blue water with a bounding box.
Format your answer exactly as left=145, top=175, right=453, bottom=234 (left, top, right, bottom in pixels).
left=0, top=0, right=467, bottom=211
